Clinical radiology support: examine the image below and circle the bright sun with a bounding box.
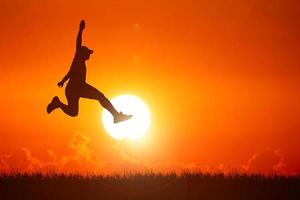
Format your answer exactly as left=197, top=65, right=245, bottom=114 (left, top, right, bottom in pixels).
left=102, top=94, right=151, bottom=140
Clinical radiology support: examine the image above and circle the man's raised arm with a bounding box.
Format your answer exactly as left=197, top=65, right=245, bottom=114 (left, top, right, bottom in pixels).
left=76, top=20, right=85, bottom=51
left=57, top=20, right=86, bottom=88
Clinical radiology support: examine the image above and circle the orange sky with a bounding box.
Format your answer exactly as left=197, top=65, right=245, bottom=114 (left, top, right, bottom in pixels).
left=0, top=0, right=299, bottom=174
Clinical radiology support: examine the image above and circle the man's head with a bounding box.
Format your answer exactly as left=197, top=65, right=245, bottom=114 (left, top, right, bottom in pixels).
left=79, top=46, right=93, bottom=60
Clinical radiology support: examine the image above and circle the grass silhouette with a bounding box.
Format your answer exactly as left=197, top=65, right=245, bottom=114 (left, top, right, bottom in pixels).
left=0, top=171, right=299, bottom=200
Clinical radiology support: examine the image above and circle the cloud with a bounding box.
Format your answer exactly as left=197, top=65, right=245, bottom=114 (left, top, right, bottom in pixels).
left=67, top=131, right=93, bottom=161
left=0, top=135, right=288, bottom=175
left=243, top=148, right=286, bottom=174
left=0, top=131, right=109, bottom=173
left=0, top=154, right=11, bottom=171
left=50, top=131, right=108, bottom=172
left=21, top=147, right=44, bottom=171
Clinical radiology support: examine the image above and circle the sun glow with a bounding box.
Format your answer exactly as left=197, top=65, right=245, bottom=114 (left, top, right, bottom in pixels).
left=102, top=95, right=151, bottom=140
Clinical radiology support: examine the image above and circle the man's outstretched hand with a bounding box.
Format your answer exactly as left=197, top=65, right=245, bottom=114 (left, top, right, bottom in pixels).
left=80, top=20, right=85, bottom=31
left=57, top=81, right=64, bottom=88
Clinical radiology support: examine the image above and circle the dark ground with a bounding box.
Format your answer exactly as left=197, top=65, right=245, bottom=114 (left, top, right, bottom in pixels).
left=0, top=171, right=299, bottom=200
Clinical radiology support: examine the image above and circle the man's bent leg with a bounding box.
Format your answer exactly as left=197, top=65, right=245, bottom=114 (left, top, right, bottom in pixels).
left=58, top=95, right=79, bottom=117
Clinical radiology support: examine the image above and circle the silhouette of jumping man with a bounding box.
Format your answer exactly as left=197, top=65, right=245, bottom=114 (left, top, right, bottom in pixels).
left=47, top=20, right=132, bottom=123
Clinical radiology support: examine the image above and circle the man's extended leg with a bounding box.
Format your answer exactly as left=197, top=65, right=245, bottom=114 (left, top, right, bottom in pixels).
left=81, top=83, right=132, bottom=123
left=81, top=84, right=118, bottom=116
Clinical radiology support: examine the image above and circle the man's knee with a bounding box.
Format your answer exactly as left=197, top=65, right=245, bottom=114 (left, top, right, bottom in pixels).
left=69, top=107, right=78, bottom=117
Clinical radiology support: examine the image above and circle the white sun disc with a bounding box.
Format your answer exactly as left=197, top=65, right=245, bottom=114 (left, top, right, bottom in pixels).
left=102, top=95, right=151, bottom=140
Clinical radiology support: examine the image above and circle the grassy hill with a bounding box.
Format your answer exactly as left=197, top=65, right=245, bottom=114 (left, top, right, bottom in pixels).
left=0, top=171, right=299, bottom=200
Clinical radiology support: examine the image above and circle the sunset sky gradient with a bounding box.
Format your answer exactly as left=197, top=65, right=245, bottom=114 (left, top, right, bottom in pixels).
left=0, top=0, right=299, bottom=174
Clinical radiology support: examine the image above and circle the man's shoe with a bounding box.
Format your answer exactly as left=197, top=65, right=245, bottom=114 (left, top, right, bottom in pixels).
left=114, top=112, right=133, bottom=123
left=47, top=96, right=60, bottom=114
